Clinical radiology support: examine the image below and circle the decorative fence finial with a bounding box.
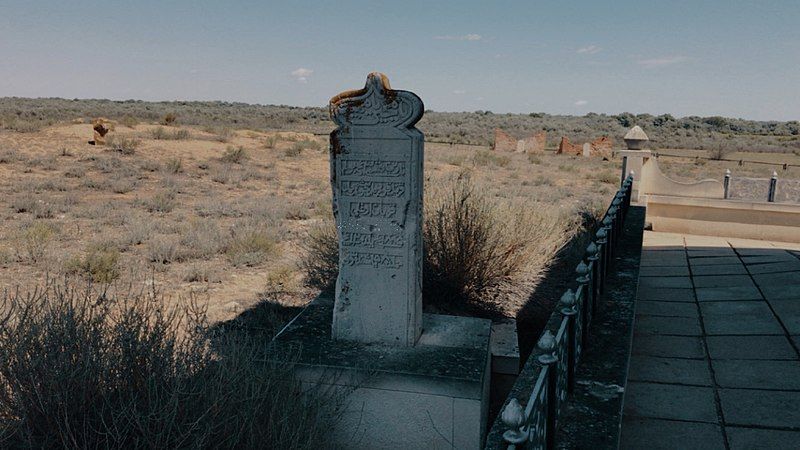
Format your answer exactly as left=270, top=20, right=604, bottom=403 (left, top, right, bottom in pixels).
left=536, top=330, right=558, bottom=365
left=501, top=398, right=529, bottom=444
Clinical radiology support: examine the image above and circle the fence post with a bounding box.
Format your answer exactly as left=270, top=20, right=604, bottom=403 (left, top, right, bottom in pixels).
left=537, top=331, right=558, bottom=450
left=596, top=228, right=607, bottom=293
left=768, top=171, right=777, bottom=202
left=723, top=169, right=731, bottom=199
left=576, top=261, right=591, bottom=343
left=560, top=289, right=578, bottom=394
left=586, top=243, right=600, bottom=316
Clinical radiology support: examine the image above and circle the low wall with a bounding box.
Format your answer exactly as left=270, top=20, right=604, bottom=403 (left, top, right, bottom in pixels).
left=647, top=195, right=800, bottom=243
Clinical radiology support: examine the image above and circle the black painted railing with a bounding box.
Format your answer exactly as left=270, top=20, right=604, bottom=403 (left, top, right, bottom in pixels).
left=484, top=175, right=633, bottom=449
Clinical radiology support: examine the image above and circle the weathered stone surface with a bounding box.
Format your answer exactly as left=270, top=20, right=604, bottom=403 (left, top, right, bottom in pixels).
left=519, top=131, right=546, bottom=154
left=270, top=293, right=492, bottom=450
left=329, top=73, right=424, bottom=346
left=90, top=118, right=114, bottom=145
left=492, top=128, right=517, bottom=152
left=624, top=382, right=718, bottom=422
left=719, top=389, right=800, bottom=428
left=590, top=136, right=614, bottom=159
left=621, top=418, right=724, bottom=450
left=624, top=125, right=649, bottom=150
left=582, top=142, right=592, bottom=157
left=557, top=136, right=581, bottom=155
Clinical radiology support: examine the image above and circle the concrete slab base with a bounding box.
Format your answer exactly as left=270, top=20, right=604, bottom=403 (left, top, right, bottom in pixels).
left=270, top=294, right=492, bottom=450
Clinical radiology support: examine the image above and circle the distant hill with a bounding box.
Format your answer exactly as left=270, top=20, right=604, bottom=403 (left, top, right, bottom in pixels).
left=1, top=97, right=798, bottom=153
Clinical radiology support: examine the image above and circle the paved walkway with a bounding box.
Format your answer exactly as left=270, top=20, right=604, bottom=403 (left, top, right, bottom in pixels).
left=621, top=231, right=800, bottom=450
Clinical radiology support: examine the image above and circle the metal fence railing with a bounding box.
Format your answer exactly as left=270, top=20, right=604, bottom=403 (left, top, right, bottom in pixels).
left=484, top=175, right=634, bottom=450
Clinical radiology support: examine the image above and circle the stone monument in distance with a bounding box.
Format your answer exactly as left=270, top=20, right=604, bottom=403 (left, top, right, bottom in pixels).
left=329, top=72, right=423, bottom=346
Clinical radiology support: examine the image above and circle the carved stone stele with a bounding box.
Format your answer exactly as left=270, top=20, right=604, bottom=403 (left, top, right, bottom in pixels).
left=329, top=73, right=424, bottom=346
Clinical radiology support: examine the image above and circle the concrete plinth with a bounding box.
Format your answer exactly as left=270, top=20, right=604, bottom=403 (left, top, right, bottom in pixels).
left=271, top=293, right=492, bottom=449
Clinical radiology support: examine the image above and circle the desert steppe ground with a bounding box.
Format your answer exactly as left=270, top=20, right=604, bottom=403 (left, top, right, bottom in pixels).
left=0, top=122, right=626, bottom=323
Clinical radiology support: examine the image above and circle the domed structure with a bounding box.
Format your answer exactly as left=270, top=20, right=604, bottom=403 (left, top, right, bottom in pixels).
left=624, top=126, right=649, bottom=150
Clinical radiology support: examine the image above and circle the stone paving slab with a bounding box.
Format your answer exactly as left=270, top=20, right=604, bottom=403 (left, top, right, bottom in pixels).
left=639, top=276, right=693, bottom=289
left=687, top=248, right=737, bottom=257
left=768, top=300, right=800, bottom=334
left=742, top=253, right=798, bottom=264
left=624, top=382, right=718, bottom=422
left=692, top=274, right=755, bottom=289
left=629, top=355, right=712, bottom=386
left=746, top=260, right=800, bottom=274
left=639, top=265, right=690, bottom=277
left=689, top=256, right=742, bottom=266
left=636, top=301, right=698, bottom=318
left=712, top=360, right=800, bottom=390
left=700, top=301, right=785, bottom=335
left=690, top=263, right=747, bottom=276
left=641, top=253, right=688, bottom=267
left=695, top=285, right=763, bottom=302
left=624, top=232, right=800, bottom=449
left=719, top=388, right=800, bottom=428
left=726, top=427, right=800, bottom=450
left=631, top=335, right=705, bottom=359
left=751, top=271, right=800, bottom=287
left=706, top=335, right=798, bottom=360
left=637, top=286, right=695, bottom=302
left=635, top=315, right=703, bottom=336
left=621, top=418, right=725, bottom=450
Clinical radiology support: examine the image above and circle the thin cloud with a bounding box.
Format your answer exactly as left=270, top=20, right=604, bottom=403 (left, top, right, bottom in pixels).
left=452, top=90, right=466, bottom=95
left=637, top=55, right=688, bottom=68
left=577, top=45, right=601, bottom=54
left=574, top=100, right=588, bottom=106
left=291, top=67, right=313, bottom=83
left=434, top=34, right=482, bottom=41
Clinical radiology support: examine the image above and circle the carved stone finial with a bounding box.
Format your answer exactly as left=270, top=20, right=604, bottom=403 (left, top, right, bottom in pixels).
left=330, top=72, right=424, bottom=130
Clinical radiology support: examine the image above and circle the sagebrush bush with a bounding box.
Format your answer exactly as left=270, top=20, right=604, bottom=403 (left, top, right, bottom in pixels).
left=64, top=242, right=121, bottom=283
left=150, top=127, right=190, bottom=140
left=299, top=220, right=339, bottom=290
left=225, top=224, right=279, bottom=267
left=299, top=176, right=533, bottom=311
left=14, top=221, right=57, bottom=263
left=0, top=280, right=333, bottom=449
left=221, top=145, right=247, bottom=164
left=423, top=174, right=528, bottom=309
left=107, top=135, right=140, bottom=155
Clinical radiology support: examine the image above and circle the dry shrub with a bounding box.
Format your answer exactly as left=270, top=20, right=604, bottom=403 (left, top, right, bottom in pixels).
left=143, top=191, right=176, bottom=213
left=221, top=145, right=248, bottom=164
left=263, top=135, right=279, bottom=149
left=161, top=112, right=177, bottom=125
left=299, top=220, right=339, bottom=290
left=164, top=157, right=183, bottom=174
left=150, top=127, right=190, bottom=140
left=107, top=135, right=140, bottom=155
left=472, top=150, right=510, bottom=167
left=423, top=174, right=528, bottom=308
left=0, top=280, right=333, bottom=449
left=120, top=115, right=139, bottom=128
left=225, top=223, right=280, bottom=267
left=64, top=242, right=120, bottom=283
left=299, top=175, right=551, bottom=312
left=13, top=221, right=57, bottom=263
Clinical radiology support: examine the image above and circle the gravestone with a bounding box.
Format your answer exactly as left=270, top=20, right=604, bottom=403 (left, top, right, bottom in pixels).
left=329, top=72, right=424, bottom=346
left=270, top=73, right=493, bottom=449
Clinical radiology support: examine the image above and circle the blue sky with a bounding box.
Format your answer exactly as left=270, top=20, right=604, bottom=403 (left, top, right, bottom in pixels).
left=1, top=0, right=798, bottom=120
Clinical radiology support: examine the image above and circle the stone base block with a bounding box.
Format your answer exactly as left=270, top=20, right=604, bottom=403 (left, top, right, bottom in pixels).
left=271, top=294, right=492, bottom=449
